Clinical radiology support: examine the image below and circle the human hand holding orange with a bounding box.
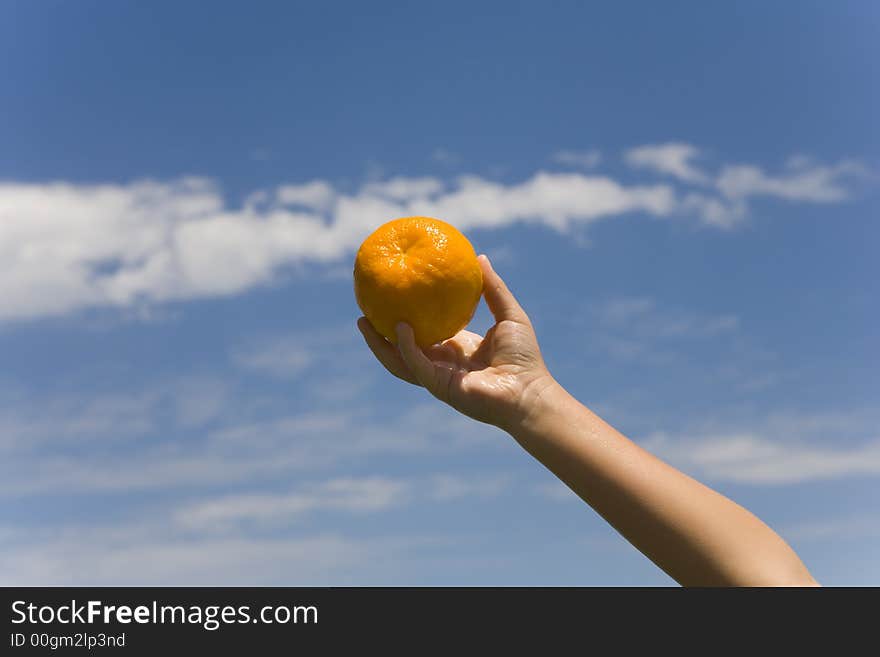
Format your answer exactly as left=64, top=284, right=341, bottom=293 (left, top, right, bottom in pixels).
left=354, top=215, right=817, bottom=586
left=357, top=254, right=556, bottom=430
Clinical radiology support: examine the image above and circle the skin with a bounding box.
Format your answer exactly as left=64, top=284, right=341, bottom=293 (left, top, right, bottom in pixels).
left=357, top=254, right=819, bottom=587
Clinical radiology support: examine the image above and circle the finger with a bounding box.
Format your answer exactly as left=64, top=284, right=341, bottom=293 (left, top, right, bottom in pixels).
left=478, top=254, right=530, bottom=325
left=437, top=331, right=482, bottom=361
left=357, top=317, right=418, bottom=385
left=395, top=322, right=446, bottom=397
left=424, top=340, right=461, bottom=364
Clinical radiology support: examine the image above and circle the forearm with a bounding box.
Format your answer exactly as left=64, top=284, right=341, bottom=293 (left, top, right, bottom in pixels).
left=508, top=379, right=818, bottom=587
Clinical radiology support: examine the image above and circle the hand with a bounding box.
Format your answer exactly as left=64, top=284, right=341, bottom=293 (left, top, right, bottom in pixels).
left=357, top=254, right=557, bottom=430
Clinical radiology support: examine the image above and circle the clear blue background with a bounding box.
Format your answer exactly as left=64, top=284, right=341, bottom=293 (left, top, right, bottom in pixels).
left=0, top=1, right=877, bottom=585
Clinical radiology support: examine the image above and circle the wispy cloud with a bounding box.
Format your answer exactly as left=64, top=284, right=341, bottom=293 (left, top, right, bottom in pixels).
left=625, top=142, right=709, bottom=184
left=275, top=180, right=336, bottom=210
left=533, top=480, right=578, bottom=502
left=625, top=143, right=868, bottom=227
left=782, top=512, right=880, bottom=542
left=0, top=390, right=501, bottom=497
left=680, top=193, right=747, bottom=229
left=0, top=390, right=157, bottom=453
left=232, top=336, right=313, bottom=378
left=630, top=403, right=880, bottom=486
left=716, top=160, right=866, bottom=202
left=0, top=376, right=230, bottom=454
left=362, top=176, right=444, bottom=201
left=0, top=467, right=513, bottom=584
left=175, top=473, right=512, bottom=531
left=586, top=296, right=739, bottom=362
left=643, top=430, right=880, bottom=485
left=229, top=328, right=378, bottom=407
left=431, top=148, right=459, bottom=165
left=424, top=473, right=512, bottom=501
left=551, top=149, right=602, bottom=169
left=0, top=523, right=447, bottom=585
left=175, top=477, right=410, bottom=531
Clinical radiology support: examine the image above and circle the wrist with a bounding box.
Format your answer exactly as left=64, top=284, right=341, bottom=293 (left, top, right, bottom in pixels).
left=498, top=373, right=568, bottom=435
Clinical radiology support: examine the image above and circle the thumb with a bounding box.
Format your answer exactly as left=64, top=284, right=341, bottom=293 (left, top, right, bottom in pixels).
left=478, top=255, right=530, bottom=325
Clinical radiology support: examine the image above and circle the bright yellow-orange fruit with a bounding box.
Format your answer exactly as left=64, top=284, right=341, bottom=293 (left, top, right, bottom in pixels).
left=354, top=216, right=483, bottom=347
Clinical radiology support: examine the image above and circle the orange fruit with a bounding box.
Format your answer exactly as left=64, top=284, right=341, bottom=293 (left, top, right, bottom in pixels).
left=354, top=216, right=483, bottom=347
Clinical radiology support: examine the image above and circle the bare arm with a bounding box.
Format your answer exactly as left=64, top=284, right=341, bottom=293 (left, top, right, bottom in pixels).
left=358, top=255, right=818, bottom=586
left=508, top=382, right=817, bottom=586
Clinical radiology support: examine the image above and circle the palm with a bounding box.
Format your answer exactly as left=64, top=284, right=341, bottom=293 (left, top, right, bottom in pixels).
left=357, top=256, right=550, bottom=429
left=422, top=322, right=538, bottom=423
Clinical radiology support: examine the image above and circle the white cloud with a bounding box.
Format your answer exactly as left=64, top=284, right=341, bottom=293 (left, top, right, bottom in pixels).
left=587, top=297, right=740, bottom=362
left=175, top=473, right=513, bottom=531
left=0, top=393, right=501, bottom=497
left=275, top=180, right=335, bottom=209
left=361, top=176, right=444, bottom=201
left=624, top=144, right=867, bottom=211
left=230, top=328, right=379, bottom=404
left=0, top=148, right=867, bottom=322
left=176, top=477, right=409, bottom=531
left=0, top=375, right=238, bottom=456
left=716, top=160, right=865, bottom=202
left=410, top=173, right=674, bottom=231
left=551, top=149, right=602, bottom=168
left=0, top=177, right=214, bottom=319
left=642, top=432, right=880, bottom=485
left=594, top=297, right=740, bottom=338
left=533, top=480, right=578, bottom=502
left=425, top=474, right=511, bottom=501
left=0, top=172, right=675, bottom=322
left=681, top=193, right=747, bottom=229
left=0, top=387, right=159, bottom=453
left=233, top=336, right=313, bottom=378
left=596, top=297, right=656, bottom=323
left=625, top=142, right=709, bottom=183
left=782, top=513, right=880, bottom=542
left=623, top=143, right=868, bottom=227
left=784, top=154, right=818, bottom=170
left=573, top=297, right=759, bottom=375
left=0, top=523, right=441, bottom=585
left=173, top=378, right=232, bottom=428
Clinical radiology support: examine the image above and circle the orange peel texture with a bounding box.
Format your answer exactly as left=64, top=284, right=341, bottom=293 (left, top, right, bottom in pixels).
left=354, top=216, right=483, bottom=348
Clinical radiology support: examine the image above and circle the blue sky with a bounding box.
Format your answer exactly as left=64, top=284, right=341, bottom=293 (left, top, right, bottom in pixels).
left=1, top=1, right=878, bottom=585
